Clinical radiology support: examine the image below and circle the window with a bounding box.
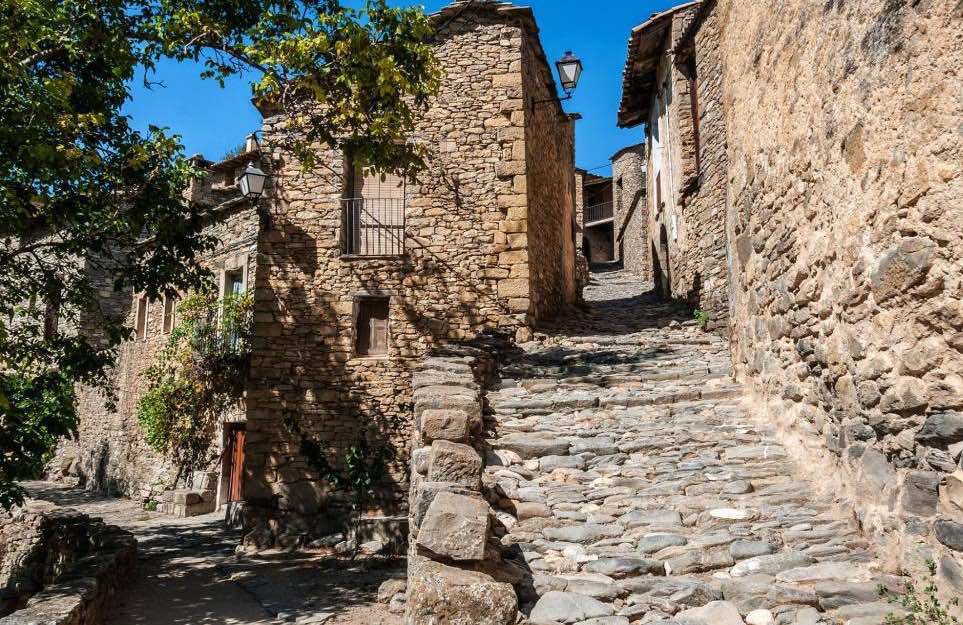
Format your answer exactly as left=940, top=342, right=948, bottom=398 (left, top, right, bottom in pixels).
left=342, top=153, right=405, bottom=256
left=135, top=295, right=149, bottom=340
left=616, top=177, right=624, bottom=213
left=162, top=294, right=178, bottom=334
left=355, top=297, right=389, bottom=356
left=43, top=290, right=60, bottom=341
left=224, top=269, right=245, bottom=298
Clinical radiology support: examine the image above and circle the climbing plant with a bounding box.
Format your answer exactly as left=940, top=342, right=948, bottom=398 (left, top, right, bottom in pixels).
left=284, top=410, right=395, bottom=516
left=136, top=291, right=253, bottom=475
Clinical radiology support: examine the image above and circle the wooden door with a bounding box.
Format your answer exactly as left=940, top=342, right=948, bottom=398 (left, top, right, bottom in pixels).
left=226, top=426, right=246, bottom=503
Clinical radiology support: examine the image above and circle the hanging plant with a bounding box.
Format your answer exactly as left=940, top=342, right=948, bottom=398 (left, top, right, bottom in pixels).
left=136, top=291, right=253, bottom=474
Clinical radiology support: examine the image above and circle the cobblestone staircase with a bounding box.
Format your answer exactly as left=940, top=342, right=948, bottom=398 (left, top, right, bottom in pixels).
left=483, top=271, right=907, bottom=625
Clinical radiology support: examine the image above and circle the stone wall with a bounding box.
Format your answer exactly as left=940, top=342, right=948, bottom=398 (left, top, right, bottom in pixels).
left=715, top=0, right=963, bottom=585
left=51, top=183, right=259, bottom=504
left=522, top=32, right=579, bottom=320
left=0, top=502, right=136, bottom=624
left=645, top=7, right=699, bottom=301
left=612, top=145, right=648, bottom=278
left=405, top=341, right=519, bottom=625
left=675, top=2, right=731, bottom=333
left=242, top=2, right=576, bottom=544
left=574, top=170, right=585, bottom=253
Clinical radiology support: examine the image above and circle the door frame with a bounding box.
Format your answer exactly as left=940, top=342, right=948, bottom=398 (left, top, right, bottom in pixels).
left=217, top=422, right=246, bottom=509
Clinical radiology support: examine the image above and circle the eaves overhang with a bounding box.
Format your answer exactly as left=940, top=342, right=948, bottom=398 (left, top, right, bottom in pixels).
left=617, top=1, right=699, bottom=129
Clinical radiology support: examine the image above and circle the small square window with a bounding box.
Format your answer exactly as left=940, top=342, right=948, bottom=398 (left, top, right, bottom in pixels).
left=355, top=297, right=389, bottom=356
left=135, top=295, right=149, bottom=340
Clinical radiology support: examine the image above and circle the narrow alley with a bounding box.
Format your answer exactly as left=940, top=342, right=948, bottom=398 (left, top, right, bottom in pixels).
left=484, top=270, right=905, bottom=624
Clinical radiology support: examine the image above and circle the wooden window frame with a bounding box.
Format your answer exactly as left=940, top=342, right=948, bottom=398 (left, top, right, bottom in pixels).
left=134, top=294, right=149, bottom=341
left=162, top=293, right=178, bottom=334
left=353, top=296, right=390, bottom=358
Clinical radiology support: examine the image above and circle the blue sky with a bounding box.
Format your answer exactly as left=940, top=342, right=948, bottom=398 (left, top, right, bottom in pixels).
left=123, top=0, right=679, bottom=176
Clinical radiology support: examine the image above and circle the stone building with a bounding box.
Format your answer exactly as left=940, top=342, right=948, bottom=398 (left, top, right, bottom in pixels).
left=618, top=1, right=730, bottom=331
left=52, top=0, right=578, bottom=542
left=51, top=137, right=263, bottom=516
left=575, top=169, right=615, bottom=264
left=242, top=1, right=577, bottom=538
left=574, top=145, right=647, bottom=273
left=610, top=144, right=648, bottom=278
left=620, top=0, right=963, bottom=588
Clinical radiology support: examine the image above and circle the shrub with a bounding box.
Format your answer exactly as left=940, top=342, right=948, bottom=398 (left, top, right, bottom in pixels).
left=693, top=308, right=709, bottom=330
left=0, top=372, right=76, bottom=508
left=880, top=560, right=960, bottom=625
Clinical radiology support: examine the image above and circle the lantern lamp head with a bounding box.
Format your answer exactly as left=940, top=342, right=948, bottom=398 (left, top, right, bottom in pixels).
left=239, top=162, right=267, bottom=200
left=556, top=51, right=583, bottom=94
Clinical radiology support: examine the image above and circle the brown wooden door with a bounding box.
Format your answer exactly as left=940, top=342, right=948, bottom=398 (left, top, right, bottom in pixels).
left=227, top=426, right=246, bottom=503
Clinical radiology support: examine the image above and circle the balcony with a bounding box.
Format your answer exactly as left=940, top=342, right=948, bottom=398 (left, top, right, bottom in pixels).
left=584, top=201, right=614, bottom=226
left=342, top=198, right=406, bottom=257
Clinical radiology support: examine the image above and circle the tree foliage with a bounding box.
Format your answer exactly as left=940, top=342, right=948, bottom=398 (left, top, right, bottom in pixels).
left=0, top=0, right=440, bottom=508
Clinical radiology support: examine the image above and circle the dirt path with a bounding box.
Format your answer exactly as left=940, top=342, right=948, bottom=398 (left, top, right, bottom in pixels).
left=23, top=482, right=402, bottom=625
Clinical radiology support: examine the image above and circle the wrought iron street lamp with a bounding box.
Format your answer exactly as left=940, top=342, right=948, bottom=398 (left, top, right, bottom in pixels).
left=239, top=162, right=267, bottom=200
left=533, top=50, right=584, bottom=112
left=556, top=51, right=583, bottom=95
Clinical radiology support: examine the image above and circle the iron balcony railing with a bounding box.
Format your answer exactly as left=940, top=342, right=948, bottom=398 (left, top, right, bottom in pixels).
left=585, top=201, right=614, bottom=225
left=342, top=197, right=406, bottom=256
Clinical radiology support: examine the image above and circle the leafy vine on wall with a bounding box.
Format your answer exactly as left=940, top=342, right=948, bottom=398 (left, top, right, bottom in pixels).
left=135, top=291, right=253, bottom=478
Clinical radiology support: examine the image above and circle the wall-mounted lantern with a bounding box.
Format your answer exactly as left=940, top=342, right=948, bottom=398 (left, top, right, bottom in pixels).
left=533, top=50, right=584, bottom=112
left=239, top=162, right=268, bottom=201
left=556, top=51, right=583, bottom=95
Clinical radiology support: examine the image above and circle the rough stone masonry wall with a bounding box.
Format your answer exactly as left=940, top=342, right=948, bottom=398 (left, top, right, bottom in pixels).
left=405, top=343, right=519, bottom=625
left=244, top=5, right=573, bottom=543
left=0, top=502, right=135, bottom=625
left=51, top=203, right=259, bottom=501
left=574, top=171, right=585, bottom=253
left=521, top=33, right=578, bottom=321
left=646, top=8, right=702, bottom=301
left=612, top=146, right=648, bottom=279
left=716, top=0, right=963, bottom=587
left=678, top=3, right=731, bottom=333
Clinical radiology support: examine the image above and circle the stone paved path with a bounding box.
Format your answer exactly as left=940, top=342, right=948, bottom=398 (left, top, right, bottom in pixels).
left=23, top=482, right=402, bottom=625
left=485, top=270, right=906, bottom=625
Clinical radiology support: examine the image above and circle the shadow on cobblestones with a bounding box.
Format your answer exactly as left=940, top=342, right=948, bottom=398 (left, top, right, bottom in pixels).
left=23, top=482, right=401, bottom=624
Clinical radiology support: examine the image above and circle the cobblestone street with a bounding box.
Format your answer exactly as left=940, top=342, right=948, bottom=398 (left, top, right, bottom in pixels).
left=486, top=270, right=906, bottom=624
